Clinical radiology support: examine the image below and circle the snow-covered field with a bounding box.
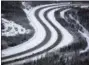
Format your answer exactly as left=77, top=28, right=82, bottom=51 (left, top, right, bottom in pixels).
left=2, top=18, right=31, bottom=37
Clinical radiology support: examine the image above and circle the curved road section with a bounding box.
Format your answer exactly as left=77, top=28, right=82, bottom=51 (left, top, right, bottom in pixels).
left=2, top=3, right=75, bottom=64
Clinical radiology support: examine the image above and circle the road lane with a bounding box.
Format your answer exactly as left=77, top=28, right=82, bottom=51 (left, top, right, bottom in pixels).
left=47, top=8, right=74, bottom=52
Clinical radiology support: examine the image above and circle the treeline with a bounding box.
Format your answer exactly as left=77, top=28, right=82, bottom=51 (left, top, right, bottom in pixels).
left=1, top=31, right=34, bottom=49
left=77, top=8, right=89, bottom=31
left=23, top=51, right=89, bottom=65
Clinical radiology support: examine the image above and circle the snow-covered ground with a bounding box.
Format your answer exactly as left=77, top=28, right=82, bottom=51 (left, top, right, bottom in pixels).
left=2, top=18, right=31, bottom=37
left=60, top=9, right=70, bottom=19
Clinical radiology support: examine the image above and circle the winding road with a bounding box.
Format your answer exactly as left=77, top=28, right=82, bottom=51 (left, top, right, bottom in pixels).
left=2, top=3, right=88, bottom=65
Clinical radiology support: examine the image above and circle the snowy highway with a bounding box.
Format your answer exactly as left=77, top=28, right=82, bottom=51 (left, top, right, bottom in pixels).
left=2, top=3, right=89, bottom=65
